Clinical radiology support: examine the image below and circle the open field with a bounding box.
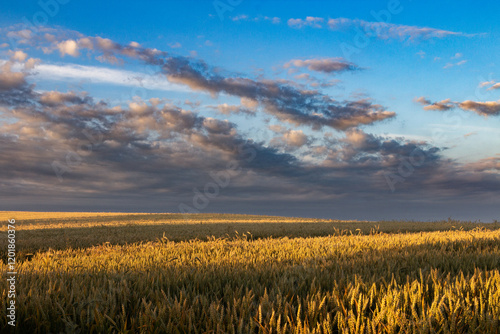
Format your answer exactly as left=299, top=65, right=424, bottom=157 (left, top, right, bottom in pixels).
left=1, top=212, right=500, bottom=333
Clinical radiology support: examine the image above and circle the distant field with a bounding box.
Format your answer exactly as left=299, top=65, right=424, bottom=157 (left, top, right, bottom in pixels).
left=1, top=212, right=500, bottom=333
left=0, top=211, right=496, bottom=261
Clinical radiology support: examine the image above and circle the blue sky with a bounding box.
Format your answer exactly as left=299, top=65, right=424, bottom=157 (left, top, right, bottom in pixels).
left=0, top=0, right=499, bottom=220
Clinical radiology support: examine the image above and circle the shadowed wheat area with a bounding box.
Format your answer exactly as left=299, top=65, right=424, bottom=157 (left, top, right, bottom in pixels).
left=1, top=212, right=500, bottom=333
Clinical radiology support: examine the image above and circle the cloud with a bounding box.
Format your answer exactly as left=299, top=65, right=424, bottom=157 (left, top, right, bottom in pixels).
left=57, top=39, right=80, bottom=57
left=32, top=62, right=188, bottom=92
left=293, top=73, right=340, bottom=88
left=1, top=26, right=499, bottom=215
left=294, top=73, right=340, bottom=88
left=5, top=28, right=35, bottom=45
left=416, top=51, right=426, bottom=59
left=168, top=42, right=182, bottom=49
left=231, top=14, right=249, bottom=21
left=232, top=15, right=281, bottom=24
left=282, top=130, right=309, bottom=147
left=343, top=129, right=440, bottom=162
left=326, top=18, right=472, bottom=41
left=416, top=96, right=500, bottom=116
left=0, top=55, right=41, bottom=107
left=414, top=97, right=454, bottom=111
left=443, top=60, right=467, bottom=69
left=209, top=103, right=256, bottom=116
left=284, top=58, right=359, bottom=74
left=465, top=156, right=500, bottom=172
left=271, top=129, right=309, bottom=148
left=39, top=91, right=92, bottom=106
left=0, top=59, right=418, bottom=195
left=160, top=57, right=395, bottom=130
left=224, top=14, right=473, bottom=42
left=288, top=17, right=324, bottom=29
left=240, top=97, right=259, bottom=110
left=462, top=132, right=477, bottom=139
left=0, top=74, right=499, bottom=213
left=8, top=25, right=164, bottom=64
left=51, top=34, right=165, bottom=65
left=0, top=62, right=27, bottom=91
left=266, top=17, right=281, bottom=24
left=1, top=26, right=394, bottom=131
left=458, top=100, right=500, bottom=116
left=0, top=74, right=298, bottom=184
left=480, top=80, right=500, bottom=90
left=10, top=50, right=28, bottom=62
left=268, top=124, right=287, bottom=133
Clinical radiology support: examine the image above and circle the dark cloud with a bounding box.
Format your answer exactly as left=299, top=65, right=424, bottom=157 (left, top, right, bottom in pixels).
left=0, top=60, right=38, bottom=107
left=1, top=81, right=499, bottom=214
left=159, top=56, right=395, bottom=130
left=0, top=62, right=27, bottom=91
left=39, top=91, right=93, bottom=106
left=284, top=58, right=360, bottom=74
left=0, top=26, right=499, bottom=219
left=0, top=70, right=302, bottom=201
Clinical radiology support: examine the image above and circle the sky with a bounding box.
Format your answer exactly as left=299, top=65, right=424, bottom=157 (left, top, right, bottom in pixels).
left=0, top=0, right=499, bottom=221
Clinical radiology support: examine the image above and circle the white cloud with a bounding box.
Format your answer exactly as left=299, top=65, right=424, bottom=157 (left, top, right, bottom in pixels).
left=327, top=18, right=468, bottom=41
left=288, top=17, right=324, bottom=29
left=230, top=15, right=281, bottom=24
left=480, top=80, right=500, bottom=90
left=231, top=15, right=249, bottom=21
left=168, top=42, right=182, bottom=48
left=32, top=63, right=188, bottom=92
left=443, top=60, right=467, bottom=69
left=10, top=50, right=28, bottom=62
left=57, top=39, right=80, bottom=57
left=383, top=133, right=432, bottom=142
left=270, top=128, right=310, bottom=148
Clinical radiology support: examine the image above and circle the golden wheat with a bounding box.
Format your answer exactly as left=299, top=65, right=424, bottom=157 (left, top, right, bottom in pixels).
left=1, top=213, right=499, bottom=333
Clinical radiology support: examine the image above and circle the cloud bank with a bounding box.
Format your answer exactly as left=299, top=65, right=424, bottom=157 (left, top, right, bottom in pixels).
left=0, top=25, right=498, bottom=219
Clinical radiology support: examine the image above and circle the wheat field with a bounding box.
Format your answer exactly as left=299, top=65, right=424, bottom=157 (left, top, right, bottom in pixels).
left=1, top=212, right=500, bottom=333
